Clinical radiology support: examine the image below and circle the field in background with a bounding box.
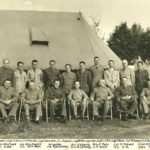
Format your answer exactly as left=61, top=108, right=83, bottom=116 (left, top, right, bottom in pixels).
left=0, top=119, right=150, bottom=139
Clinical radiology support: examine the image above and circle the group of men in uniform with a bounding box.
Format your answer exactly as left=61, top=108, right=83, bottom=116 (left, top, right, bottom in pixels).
left=0, top=56, right=150, bottom=124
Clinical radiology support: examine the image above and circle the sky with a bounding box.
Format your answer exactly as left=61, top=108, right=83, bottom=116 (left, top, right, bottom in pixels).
left=0, top=0, right=150, bottom=40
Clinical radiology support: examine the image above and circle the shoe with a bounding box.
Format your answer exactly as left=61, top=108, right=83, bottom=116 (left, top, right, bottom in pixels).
left=62, top=117, right=67, bottom=123
left=145, top=114, right=149, bottom=120
left=128, top=114, right=137, bottom=120
left=35, top=120, right=40, bottom=125
left=94, top=116, right=98, bottom=121
left=3, top=117, right=8, bottom=123
left=74, top=116, right=77, bottom=120
left=9, top=116, right=16, bottom=123
left=102, top=116, right=106, bottom=122
left=124, top=116, right=128, bottom=121
left=25, top=118, right=30, bottom=129
left=81, top=117, right=85, bottom=121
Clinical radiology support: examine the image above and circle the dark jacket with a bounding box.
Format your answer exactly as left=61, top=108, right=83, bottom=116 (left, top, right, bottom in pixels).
left=76, top=69, right=92, bottom=95
left=44, top=86, right=65, bottom=101
left=43, top=68, right=60, bottom=88
left=135, top=69, right=149, bottom=95
left=0, top=67, right=14, bottom=86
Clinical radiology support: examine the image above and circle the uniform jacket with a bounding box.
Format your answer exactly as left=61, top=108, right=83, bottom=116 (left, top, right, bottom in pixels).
left=76, top=69, right=92, bottom=94
left=43, top=68, right=60, bottom=88
left=135, top=69, right=149, bottom=95
left=0, top=67, right=14, bottom=86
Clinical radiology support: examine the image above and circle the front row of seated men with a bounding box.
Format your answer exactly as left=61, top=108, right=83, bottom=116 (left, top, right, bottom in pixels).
left=0, top=78, right=150, bottom=123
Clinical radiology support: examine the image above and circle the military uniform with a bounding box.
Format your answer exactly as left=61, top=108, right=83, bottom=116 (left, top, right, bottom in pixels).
left=14, top=70, right=27, bottom=94
left=0, top=86, right=19, bottom=118
left=104, top=68, right=120, bottom=90
left=115, top=85, right=137, bottom=115
left=140, top=88, right=150, bottom=114
left=21, top=89, right=43, bottom=118
left=135, top=69, right=149, bottom=96
left=89, top=65, right=104, bottom=88
left=43, top=68, right=60, bottom=88
left=120, top=67, right=135, bottom=85
left=91, top=86, right=113, bottom=117
left=68, top=89, right=88, bottom=118
left=0, top=67, right=14, bottom=86
left=44, top=86, right=66, bottom=117
left=61, top=72, right=76, bottom=95
left=76, top=69, right=92, bottom=95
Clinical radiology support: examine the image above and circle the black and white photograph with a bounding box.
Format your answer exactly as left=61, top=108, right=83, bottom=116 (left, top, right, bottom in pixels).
left=0, top=0, right=150, bottom=144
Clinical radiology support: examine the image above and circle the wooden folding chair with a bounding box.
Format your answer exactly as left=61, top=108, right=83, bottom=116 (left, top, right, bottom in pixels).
left=119, top=107, right=139, bottom=120
left=18, top=100, right=42, bottom=122
left=92, top=100, right=113, bottom=120
left=68, top=100, right=89, bottom=120
left=45, top=100, right=66, bottom=122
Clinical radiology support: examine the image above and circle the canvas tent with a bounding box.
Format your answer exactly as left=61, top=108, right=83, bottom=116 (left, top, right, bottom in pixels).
left=0, top=10, right=121, bottom=69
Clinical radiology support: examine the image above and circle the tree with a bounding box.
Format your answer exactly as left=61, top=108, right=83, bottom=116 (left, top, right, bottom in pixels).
left=107, top=22, right=150, bottom=61
left=107, top=22, right=132, bottom=60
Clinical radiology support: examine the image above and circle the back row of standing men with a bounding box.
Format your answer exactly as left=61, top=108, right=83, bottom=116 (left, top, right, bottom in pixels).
left=0, top=57, right=148, bottom=95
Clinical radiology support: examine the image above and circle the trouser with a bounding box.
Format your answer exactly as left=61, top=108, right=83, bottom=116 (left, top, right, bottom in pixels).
left=48, top=100, right=67, bottom=117
left=0, top=102, right=19, bottom=118
left=120, top=98, right=137, bottom=115
left=24, top=103, right=42, bottom=118
left=92, top=100, right=110, bottom=116
left=141, top=98, right=150, bottom=114
left=70, top=100, right=87, bottom=118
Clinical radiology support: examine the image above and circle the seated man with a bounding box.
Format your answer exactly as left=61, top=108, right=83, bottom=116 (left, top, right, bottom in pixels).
left=115, top=77, right=138, bottom=121
left=21, top=81, right=42, bottom=124
left=68, top=81, right=88, bottom=120
left=90, top=79, right=113, bottom=122
left=44, top=80, right=67, bottom=122
left=0, top=79, right=19, bottom=123
left=140, top=80, right=150, bottom=119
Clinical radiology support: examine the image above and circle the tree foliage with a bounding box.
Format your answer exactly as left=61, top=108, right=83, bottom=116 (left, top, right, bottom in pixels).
left=107, top=22, right=150, bottom=61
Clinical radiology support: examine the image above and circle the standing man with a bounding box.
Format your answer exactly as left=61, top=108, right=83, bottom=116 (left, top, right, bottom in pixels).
left=27, top=60, right=43, bottom=91
left=43, top=60, right=60, bottom=89
left=135, top=61, right=149, bottom=97
left=14, top=61, right=27, bottom=94
left=0, top=79, right=19, bottom=123
left=115, top=77, right=138, bottom=121
left=44, top=80, right=67, bottom=122
left=120, top=59, right=135, bottom=86
left=89, top=57, right=104, bottom=89
left=21, top=81, right=43, bottom=124
left=61, top=64, right=76, bottom=95
left=104, top=60, right=120, bottom=91
left=68, top=81, right=88, bottom=120
left=0, top=59, right=14, bottom=86
left=140, top=80, right=150, bottom=119
left=76, top=61, right=92, bottom=95
left=90, top=79, right=113, bottom=121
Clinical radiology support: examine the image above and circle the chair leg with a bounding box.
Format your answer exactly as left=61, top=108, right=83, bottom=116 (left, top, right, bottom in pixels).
left=68, top=101, right=71, bottom=120
left=119, top=112, right=122, bottom=120
left=45, top=101, right=48, bottom=123
left=18, top=100, right=22, bottom=123
left=136, top=107, right=139, bottom=119
left=86, top=101, right=89, bottom=120
left=110, top=106, right=113, bottom=120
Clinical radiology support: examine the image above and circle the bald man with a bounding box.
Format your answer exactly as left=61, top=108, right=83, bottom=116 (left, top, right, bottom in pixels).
left=90, top=79, right=113, bottom=121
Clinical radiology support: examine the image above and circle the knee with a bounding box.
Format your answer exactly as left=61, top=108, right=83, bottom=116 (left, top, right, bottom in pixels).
left=93, top=101, right=98, bottom=106
left=24, top=103, right=29, bottom=109
left=13, top=102, right=19, bottom=107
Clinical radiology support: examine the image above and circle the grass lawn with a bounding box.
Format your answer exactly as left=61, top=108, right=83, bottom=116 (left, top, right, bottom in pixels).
left=0, top=118, right=150, bottom=139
